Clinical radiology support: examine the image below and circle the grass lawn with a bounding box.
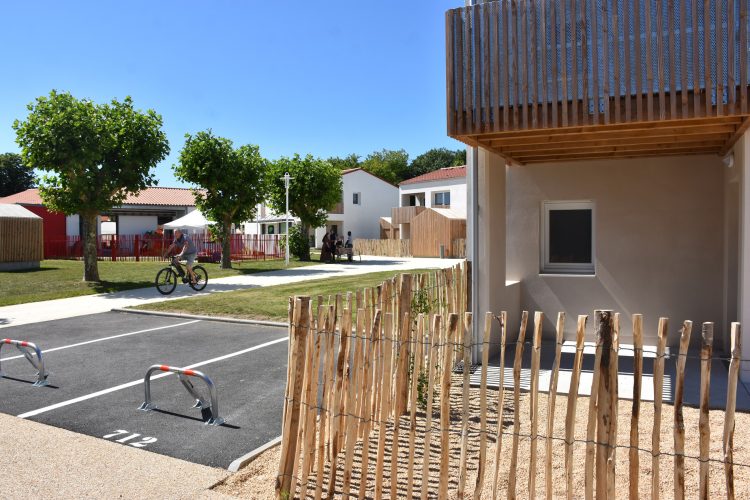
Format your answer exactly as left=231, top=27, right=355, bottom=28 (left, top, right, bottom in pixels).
left=131, top=268, right=432, bottom=321
left=0, top=259, right=317, bottom=307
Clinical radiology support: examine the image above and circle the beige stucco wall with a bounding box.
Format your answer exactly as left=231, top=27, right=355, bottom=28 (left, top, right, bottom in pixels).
left=502, top=154, right=726, bottom=347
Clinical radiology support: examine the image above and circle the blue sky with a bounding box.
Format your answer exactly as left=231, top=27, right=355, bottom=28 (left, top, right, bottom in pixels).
left=0, top=0, right=464, bottom=187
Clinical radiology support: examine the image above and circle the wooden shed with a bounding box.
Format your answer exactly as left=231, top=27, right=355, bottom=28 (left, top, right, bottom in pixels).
left=410, top=208, right=466, bottom=258
left=0, top=204, right=43, bottom=270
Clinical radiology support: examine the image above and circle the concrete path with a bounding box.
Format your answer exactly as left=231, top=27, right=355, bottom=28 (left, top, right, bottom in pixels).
left=0, top=256, right=458, bottom=329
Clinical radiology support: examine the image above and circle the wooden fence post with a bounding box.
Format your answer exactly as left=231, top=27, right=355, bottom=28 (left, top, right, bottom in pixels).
left=390, top=311, right=410, bottom=500
left=473, top=312, right=493, bottom=499
left=299, top=307, right=326, bottom=491
left=584, top=311, right=604, bottom=500
left=545, top=312, right=565, bottom=500
left=491, top=311, right=509, bottom=500
left=395, top=274, right=413, bottom=417
left=315, top=306, right=336, bottom=500
left=421, top=314, right=441, bottom=500
left=594, top=311, right=614, bottom=500
left=724, top=322, right=741, bottom=500
left=673, top=320, right=693, bottom=500
left=405, top=313, right=426, bottom=499
left=374, top=312, right=395, bottom=500
left=565, top=315, right=587, bottom=499
left=276, top=296, right=311, bottom=500
left=529, top=311, right=544, bottom=498
left=439, top=313, right=459, bottom=498
left=507, top=310, right=529, bottom=500
left=652, top=317, right=668, bottom=500
left=699, top=322, right=713, bottom=499
left=357, top=310, right=381, bottom=500
left=458, top=311, right=473, bottom=497
left=629, top=314, right=644, bottom=500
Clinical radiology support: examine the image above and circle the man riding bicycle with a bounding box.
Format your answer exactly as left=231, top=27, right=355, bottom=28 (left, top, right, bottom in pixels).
left=164, top=228, right=198, bottom=284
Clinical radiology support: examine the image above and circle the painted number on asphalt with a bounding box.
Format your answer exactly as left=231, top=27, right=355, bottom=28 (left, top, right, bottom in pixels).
left=103, top=429, right=158, bottom=448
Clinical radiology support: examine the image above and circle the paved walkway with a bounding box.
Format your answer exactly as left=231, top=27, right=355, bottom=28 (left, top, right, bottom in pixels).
left=0, top=256, right=459, bottom=329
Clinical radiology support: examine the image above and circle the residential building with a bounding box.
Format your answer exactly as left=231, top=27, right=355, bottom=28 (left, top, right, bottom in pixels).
left=447, top=0, right=750, bottom=382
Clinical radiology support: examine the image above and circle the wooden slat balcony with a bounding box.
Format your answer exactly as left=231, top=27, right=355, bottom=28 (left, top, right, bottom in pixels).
left=391, top=206, right=426, bottom=226
left=446, top=0, right=750, bottom=163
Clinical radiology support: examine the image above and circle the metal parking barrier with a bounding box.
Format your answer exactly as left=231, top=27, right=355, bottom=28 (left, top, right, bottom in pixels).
left=138, top=364, right=225, bottom=426
left=0, top=338, right=49, bottom=387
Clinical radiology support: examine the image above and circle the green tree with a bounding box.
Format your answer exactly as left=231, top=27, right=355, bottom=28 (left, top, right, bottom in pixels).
left=174, top=130, right=268, bottom=269
left=13, top=91, right=169, bottom=282
left=360, top=149, right=409, bottom=184
left=0, top=153, right=34, bottom=197
left=327, top=153, right=360, bottom=171
left=408, top=148, right=466, bottom=178
left=267, top=154, right=342, bottom=261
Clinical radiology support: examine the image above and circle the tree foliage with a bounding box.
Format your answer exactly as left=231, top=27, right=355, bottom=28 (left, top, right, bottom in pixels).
left=408, top=148, right=465, bottom=178
left=13, top=91, right=169, bottom=281
left=0, top=153, right=34, bottom=197
left=360, top=149, right=409, bottom=185
left=267, top=154, right=342, bottom=261
left=327, top=153, right=360, bottom=171
left=174, top=130, right=267, bottom=269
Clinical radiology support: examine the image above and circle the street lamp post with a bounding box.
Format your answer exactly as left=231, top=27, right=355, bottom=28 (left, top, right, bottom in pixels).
left=282, top=172, right=293, bottom=267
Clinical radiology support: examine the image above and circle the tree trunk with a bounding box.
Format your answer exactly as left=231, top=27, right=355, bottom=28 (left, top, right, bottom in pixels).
left=221, top=219, right=232, bottom=269
left=81, top=212, right=100, bottom=282
left=300, top=223, right=311, bottom=261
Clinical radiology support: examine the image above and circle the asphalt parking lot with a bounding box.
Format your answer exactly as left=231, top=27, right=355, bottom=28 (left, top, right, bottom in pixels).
left=0, top=311, right=288, bottom=468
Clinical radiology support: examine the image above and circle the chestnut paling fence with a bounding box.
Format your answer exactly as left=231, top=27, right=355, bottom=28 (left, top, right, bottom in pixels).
left=275, top=262, right=744, bottom=499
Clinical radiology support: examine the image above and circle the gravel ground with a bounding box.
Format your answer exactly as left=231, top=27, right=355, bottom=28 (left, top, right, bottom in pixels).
left=0, top=413, right=228, bottom=499
left=216, top=374, right=750, bottom=499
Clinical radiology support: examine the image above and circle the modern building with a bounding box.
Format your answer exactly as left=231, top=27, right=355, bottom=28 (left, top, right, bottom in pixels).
left=447, top=0, right=750, bottom=382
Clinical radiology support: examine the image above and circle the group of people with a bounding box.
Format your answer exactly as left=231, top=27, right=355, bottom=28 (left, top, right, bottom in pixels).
left=320, top=229, right=352, bottom=263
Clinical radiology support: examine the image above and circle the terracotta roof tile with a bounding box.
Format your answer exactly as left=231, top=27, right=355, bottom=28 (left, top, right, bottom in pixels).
left=0, top=187, right=198, bottom=207
left=399, top=166, right=466, bottom=186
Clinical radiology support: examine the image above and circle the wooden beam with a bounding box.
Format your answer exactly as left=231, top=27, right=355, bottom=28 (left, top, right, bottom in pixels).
left=517, top=147, right=722, bottom=164
left=489, top=130, right=734, bottom=150
left=720, top=117, right=750, bottom=156
left=502, top=139, right=729, bottom=157
left=510, top=143, right=724, bottom=161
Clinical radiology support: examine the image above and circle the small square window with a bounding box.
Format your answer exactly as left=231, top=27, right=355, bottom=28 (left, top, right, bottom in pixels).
left=353, top=192, right=361, bottom=205
left=433, top=191, right=450, bottom=207
left=541, top=201, right=594, bottom=274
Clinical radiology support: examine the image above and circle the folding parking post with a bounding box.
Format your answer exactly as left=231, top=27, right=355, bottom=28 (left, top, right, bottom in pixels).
left=138, top=364, right=224, bottom=426
left=0, top=338, right=49, bottom=387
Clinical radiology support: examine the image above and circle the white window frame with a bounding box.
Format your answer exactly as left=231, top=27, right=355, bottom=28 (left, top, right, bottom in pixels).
left=541, top=200, right=595, bottom=275
left=352, top=192, right=361, bottom=205
left=433, top=191, right=451, bottom=207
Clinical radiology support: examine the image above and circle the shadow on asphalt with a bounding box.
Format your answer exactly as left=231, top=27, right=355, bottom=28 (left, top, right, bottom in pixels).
left=151, top=408, right=241, bottom=429
left=0, top=375, right=60, bottom=389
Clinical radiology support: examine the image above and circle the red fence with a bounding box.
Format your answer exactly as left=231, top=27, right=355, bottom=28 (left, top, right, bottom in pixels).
left=43, top=234, right=284, bottom=262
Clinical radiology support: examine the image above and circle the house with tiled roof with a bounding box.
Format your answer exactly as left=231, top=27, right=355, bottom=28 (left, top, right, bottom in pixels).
left=380, top=166, right=467, bottom=257
left=0, top=187, right=198, bottom=252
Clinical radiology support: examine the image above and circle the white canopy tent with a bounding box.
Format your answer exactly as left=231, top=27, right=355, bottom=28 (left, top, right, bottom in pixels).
left=163, top=210, right=214, bottom=232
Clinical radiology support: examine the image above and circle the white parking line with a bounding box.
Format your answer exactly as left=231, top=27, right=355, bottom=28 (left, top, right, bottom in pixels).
left=16, top=336, right=288, bottom=419
left=0, top=320, right=201, bottom=362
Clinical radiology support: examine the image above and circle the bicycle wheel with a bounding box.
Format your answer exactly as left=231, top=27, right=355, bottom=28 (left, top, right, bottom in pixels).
left=155, top=267, right=177, bottom=295
left=190, top=265, right=208, bottom=291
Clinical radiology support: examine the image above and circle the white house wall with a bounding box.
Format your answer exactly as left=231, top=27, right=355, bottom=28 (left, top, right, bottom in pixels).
left=399, top=177, right=467, bottom=218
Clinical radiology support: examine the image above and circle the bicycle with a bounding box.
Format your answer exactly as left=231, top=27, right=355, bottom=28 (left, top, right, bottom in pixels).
left=155, top=255, right=208, bottom=295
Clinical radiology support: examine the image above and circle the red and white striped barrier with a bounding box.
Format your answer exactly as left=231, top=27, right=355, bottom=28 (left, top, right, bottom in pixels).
left=0, top=338, right=49, bottom=387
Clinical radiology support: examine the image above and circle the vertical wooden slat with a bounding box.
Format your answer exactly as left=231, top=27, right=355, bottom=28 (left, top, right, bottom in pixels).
left=530, top=0, right=539, bottom=128
left=699, top=322, right=713, bottom=499
left=628, top=314, right=643, bottom=500
left=528, top=311, right=544, bottom=498
left=503, top=0, right=511, bottom=129
left=570, top=0, right=579, bottom=125
left=506, top=310, right=529, bottom=499
left=314, top=307, right=336, bottom=500
left=704, top=0, right=712, bottom=116
left=374, top=313, right=394, bottom=500
left=521, top=0, right=529, bottom=129
left=465, top=5, right=474, bottom=135
left=474, top=312, right=493, bottom=499
left=395, top=275, right=412, bottom=416
left=357, top=310, right=380, bottom=500
left=728, top=0, right=736, bottom=110
left=673, top=320, right=694, bottom=500
left=405, top=314, right=425, bottom=499
left=458, top=312, right=474, bottom=497
left=601, top=0, right=611, bottom=124
left=491, top=311, right=509, bottom=500
left=583, top=312, right=604, bottom=500
left=341, top=311, right=364, bottom=497
left=456, top=8, right=465, bottom=135
left=680, top=0, right=689, bottom=116
left=651, top=317, right=668, bottom=500
left=607, top=313, right=621, bottom=499
left=716, top=0, right=724, bottom=116
left=551, top=0, right=560, bottom=127
left=390, top=310, right=409, bottom=500
left=724, top=322, right=741, bottom=500
left=511, top=0, right=520, bottom=129
left=635, top=0, right=644, bottom=120
left=656, top=0, right=666, bottom=120
left=420, top=315, right=441, bottom=500
left=300, top=307, right=325, bottom=488
left=565, top=315, right=587, bottom=500
left=590, top=0, right=600, bottom=124
left=613, top=0, right=621, bottom=123
left=492, top=1, right=502, bottom=131
left=545, top=312, right=565, bottom=500
left=645, top=0, right=654, bottom=120
left=483, top=2, right=491, bottom=132
left=560, top=0, right=569, bottom=126
left=693, top=0, right=702, bottom=114
left=541, top=0, right=549, bottom=128
left=741, top=0, right=748, bottom=113
left=594, top=311, right=614, bottom=500
left=474, top=3, right=483, bottom=132
left=581, top=0, right=590, bottom=125
left=446, top=9, right=456, bottom=136
left=668, top=0, right=677, bottom=119
left=438, top=313, right=459, bottom=499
